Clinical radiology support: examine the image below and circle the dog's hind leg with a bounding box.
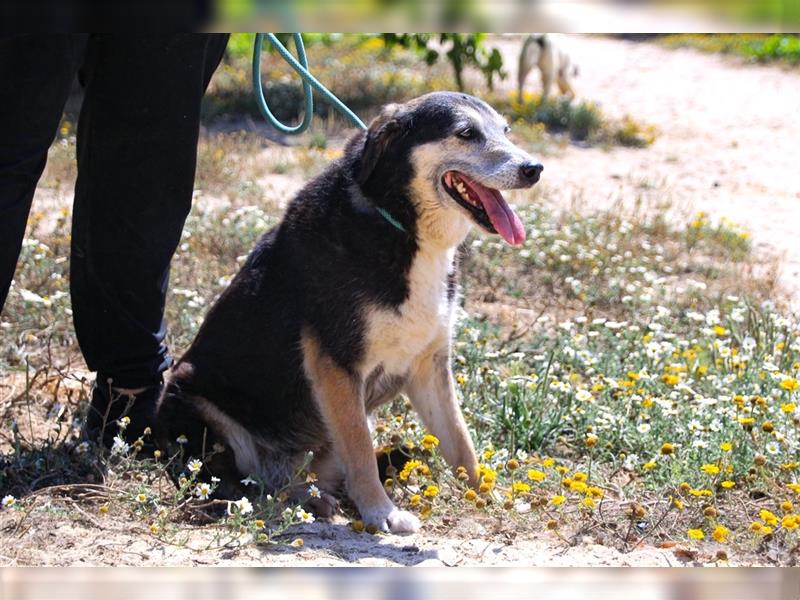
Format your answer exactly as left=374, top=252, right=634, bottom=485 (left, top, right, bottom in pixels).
left=557, top=68, right=575, bottom=101
left=540, top=64, right=554, bottom=105
left=405, top=346, right=480, bottom=488
left=301, top=330, right=420, bottom=534
left=517, top=51, right=532, bottom=103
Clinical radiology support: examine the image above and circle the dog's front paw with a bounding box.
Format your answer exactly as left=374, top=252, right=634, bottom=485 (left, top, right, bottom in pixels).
left=361, top=505, right=421, bottom=534
left=386, top=508, right=420, bottom=533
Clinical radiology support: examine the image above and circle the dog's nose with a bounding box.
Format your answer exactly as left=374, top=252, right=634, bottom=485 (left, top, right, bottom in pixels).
left=521, top=162, right=544, bottom=183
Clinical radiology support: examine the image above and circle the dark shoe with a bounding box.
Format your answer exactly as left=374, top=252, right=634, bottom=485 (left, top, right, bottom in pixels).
left=83, top=376, right=161, bottom=454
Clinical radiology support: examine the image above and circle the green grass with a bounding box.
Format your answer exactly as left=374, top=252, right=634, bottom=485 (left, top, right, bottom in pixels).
left=659, top=34, right=800, bottom=65
left=491, top=92, right=657, bottom=148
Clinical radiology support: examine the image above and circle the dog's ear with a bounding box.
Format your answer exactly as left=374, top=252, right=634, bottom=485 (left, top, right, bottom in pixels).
left=357, top=103, right=406, bottom=185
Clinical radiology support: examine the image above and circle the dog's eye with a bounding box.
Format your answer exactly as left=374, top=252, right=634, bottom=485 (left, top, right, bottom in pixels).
left=504, top=125, right=511, bottom=135
left=457, top=127, right=475, bottom=140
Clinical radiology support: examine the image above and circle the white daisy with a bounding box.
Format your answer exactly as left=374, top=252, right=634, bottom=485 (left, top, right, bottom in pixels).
left=297, top=509, right=315, bottom=524
left=195, top=483, right=211, bottom=500
left=110, top=435, right=130, bottom=456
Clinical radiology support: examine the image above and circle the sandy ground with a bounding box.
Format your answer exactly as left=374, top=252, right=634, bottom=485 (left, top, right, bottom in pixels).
left=0, top=510, right=730, bottom=567
left=500, top=35, right=800, bottom=309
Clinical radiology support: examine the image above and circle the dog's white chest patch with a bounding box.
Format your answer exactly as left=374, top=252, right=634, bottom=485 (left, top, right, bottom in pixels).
left=363, top=246, right=455, bottom=377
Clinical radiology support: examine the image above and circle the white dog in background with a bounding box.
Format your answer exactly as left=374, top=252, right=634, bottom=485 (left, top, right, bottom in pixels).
left=517, top=34, right=578, bottom=104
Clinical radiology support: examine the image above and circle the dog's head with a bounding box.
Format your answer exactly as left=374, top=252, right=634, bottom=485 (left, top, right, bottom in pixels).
left=354, top=92, right=542, bottom=248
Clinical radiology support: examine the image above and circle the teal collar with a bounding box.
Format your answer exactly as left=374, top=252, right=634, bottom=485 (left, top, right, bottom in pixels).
left=375, top=206, right=407, bottom=234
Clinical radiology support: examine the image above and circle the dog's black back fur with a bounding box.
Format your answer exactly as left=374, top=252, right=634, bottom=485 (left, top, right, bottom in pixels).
left=156, top=93, right=487, bottom=484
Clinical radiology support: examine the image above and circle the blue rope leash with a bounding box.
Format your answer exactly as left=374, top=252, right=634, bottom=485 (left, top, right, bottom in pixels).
left=252, top=33, right=406, bottom=234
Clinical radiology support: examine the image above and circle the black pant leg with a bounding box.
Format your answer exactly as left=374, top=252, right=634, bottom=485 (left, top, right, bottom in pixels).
left=0, top=34, right=86, bottom=312
left=70, top=34, right=228, bottom=388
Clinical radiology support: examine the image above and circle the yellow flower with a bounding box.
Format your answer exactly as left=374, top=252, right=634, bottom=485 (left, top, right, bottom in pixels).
left=587, top=486, right=604, bottom=498
left=713, top=325, right=728, bottom=337
left=660, top=443, right=674, bottom=455
left=581, top=497, right=596, bottom=509
left=781, top=402, right=797, bottom=414
left=760, top=509, right=778, bottom=526
left=788, top=483, right=800, bottom=494
left=780, top=378, right=799, bottom=392
left=399, top=460, right=422, bottom=481
left=700, top=464, right=720, bottom=476
left=782, top=501, right=795, bottom=513
left=528, top=469, right=546, bottom=482
left=672, top=497, right=685, bottom=510
left=570, top=481, right=588, bottom=494
left=99, top=503, right=109, bottom=514
left=542, top=458, right=555, bottom=468
left=423, top=485, right=439, bottom=498
left=712, top=525, right=729, bottom=543
left=464, top=489, right=477, bottom=502
left=482, top=448, right=495, bottom=461
left=782, top=515, right=799, bottom=530
left=661, top=374, right=680, bottom=386
left=421, top=434, right=440, bottom=450
left=512, top=482, right=531, bottom=494
left=720, top=442, right=732, bottom=452
left=136, top=493, right=148, bottom=504
left=573, top=472, right=588, bottom=483
left=721, top=480, right=735, bottom=489
left=750, top=521, right=763, bottom=532
left=409, top=494, right=422, bottom=506
left=550, top=495, right=566, bottom=506
left=687, top=529, right=705, bottom=540
left=643, top=461, right=657, bottom=470
left=149, top=523, right=159, bottom=535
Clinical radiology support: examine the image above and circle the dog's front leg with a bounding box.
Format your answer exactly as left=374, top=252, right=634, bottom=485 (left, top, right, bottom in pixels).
left=406, top=347, right=480, bottom=488
left=302, top=331, right=420, bottom=534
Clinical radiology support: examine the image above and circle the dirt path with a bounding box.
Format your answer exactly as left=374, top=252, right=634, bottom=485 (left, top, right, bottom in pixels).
left=0, top=512, right=749, bottom=567
left=497, top=35, right=800, bottom=310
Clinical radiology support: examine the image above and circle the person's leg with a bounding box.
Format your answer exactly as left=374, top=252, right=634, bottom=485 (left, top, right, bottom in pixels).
left=74, top=34, right=228, bottom=444
left=0, top=34, right=86, bottom=312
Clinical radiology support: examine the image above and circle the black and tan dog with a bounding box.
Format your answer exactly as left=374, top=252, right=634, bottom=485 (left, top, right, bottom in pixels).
left=155, top=92, right=542, bottom=533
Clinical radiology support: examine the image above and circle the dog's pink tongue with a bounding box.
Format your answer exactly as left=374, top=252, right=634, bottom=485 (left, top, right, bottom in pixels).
left=474, top=185, right=526, bottom=246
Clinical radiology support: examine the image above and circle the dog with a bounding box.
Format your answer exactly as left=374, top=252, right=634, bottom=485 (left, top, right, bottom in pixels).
left=155, top=91, right=543, bottom=533
left=517, top=34, right=578, bottom=104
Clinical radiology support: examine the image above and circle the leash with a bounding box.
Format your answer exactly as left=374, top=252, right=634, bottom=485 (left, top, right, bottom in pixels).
left=253, top=33, right=407, bottom=234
